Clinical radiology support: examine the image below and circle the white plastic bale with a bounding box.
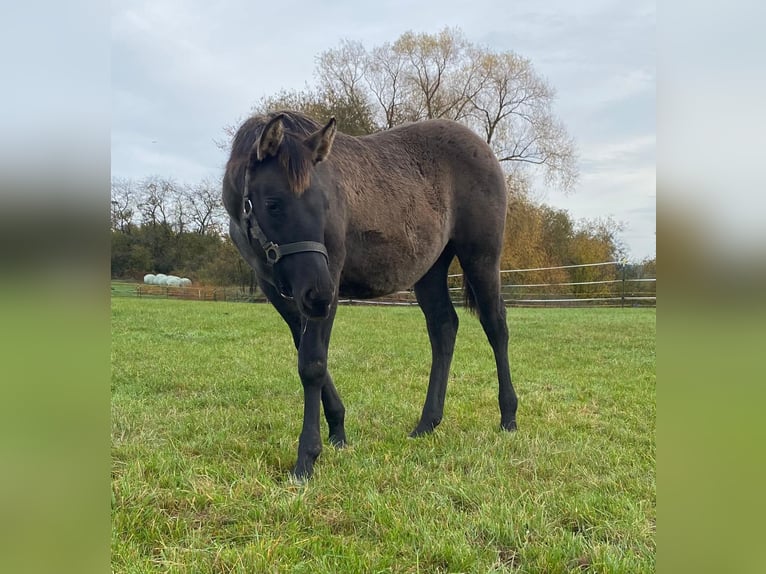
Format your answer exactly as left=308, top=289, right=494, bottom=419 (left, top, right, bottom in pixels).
left=143, top=274, right=156, bottom=284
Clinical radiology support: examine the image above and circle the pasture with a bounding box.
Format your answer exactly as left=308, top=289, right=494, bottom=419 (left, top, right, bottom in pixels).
left=111, top=298, right=655, bottom=573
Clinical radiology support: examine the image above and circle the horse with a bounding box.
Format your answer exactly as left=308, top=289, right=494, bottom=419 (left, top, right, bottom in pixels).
left=222, top=110, right=518, bottom=478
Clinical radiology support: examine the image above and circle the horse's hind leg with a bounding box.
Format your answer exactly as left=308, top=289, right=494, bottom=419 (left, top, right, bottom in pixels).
left=457, top=256, right=518, bottom=431
left=411, top=246, right=459, bottom=437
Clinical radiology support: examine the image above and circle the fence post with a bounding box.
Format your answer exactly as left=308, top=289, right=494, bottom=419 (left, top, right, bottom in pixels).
left=620, top=259, right=627, bottom=308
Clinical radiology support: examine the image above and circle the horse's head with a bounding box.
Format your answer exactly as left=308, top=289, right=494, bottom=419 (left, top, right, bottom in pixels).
left=242, top=113, right=337, bottom=319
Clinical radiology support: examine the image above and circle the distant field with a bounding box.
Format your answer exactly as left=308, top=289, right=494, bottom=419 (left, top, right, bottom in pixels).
left=111, top=280, right=141, bottom=297
left=111, top=298, right=655, bottom=573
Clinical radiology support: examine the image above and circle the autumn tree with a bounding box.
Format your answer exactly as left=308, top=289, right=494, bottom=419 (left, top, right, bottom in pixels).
left=567, top=218, right=625, bottom=296
left=501, top=194, right=569, bottom=292
left=539, top=204, right=574, bottom=265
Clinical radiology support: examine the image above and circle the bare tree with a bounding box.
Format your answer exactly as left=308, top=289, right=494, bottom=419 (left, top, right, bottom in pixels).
left=137, top=176, right=176, bottom=227
left=364, top=43, right=406, bottom=128
left=185, top=178, right=226, bottom=235
left=315, top=39, right=368, bottom=105
left=110, top=177, right=136, bottom=232
left=390, top=28, right=477, bottom=121
left=463, top=49, right=578, bottom=190
left=170, top=182, right=188, bottom=234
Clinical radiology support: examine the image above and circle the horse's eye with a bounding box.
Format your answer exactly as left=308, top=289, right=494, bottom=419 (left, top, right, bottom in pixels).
left=243, top=198, right=253, bottom=215
left=265, top=200, right=282, bottom=215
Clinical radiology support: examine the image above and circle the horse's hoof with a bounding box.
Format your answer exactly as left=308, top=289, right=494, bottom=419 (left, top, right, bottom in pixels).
left=501, top=419, right=518, bottom=432
left=408, top=424, right=436, bottom=438
left=292, top=456, right=317, bottom=481
left=291, top=466, right=313, bottom=482
left=288, top=472, right=310, bottom=485
left=329, top=435, right=347, bottom=449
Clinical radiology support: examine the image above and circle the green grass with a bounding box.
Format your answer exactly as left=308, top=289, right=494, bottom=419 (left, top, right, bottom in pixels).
left=112, top=298, right=655, bottom=573
left=112, top=280, right=141, bottom=297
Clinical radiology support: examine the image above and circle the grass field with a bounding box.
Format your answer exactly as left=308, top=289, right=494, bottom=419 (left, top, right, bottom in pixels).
left=111, top=298, right=655, bottom=573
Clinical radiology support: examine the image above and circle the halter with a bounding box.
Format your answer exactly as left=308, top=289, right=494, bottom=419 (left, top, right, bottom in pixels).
left=242, top=171, right=329, bottom=288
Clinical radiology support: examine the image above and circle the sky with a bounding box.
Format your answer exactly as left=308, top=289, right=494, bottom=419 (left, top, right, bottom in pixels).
left=112, top=0, right=656, bottom=261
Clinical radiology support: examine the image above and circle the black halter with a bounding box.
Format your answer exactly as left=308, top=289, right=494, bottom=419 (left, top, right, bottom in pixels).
left=242, top=172, right=328, bottom=287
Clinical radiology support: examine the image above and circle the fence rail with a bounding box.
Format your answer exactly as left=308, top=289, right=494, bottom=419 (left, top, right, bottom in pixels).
left=113, top=261, right=655, bottom=308
left=349, top=261, right=655, bottom=308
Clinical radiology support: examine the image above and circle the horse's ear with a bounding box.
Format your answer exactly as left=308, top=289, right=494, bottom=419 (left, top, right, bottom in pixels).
left=305, top=117, right=337, bottom=163
left=253, top=113, right=285, bottom=161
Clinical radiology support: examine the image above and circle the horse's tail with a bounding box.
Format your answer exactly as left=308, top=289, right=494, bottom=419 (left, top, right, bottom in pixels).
left=462, top=277, right=478, bottom=315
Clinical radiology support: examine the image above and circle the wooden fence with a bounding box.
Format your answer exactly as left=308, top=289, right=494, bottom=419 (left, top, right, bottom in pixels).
left=113, top=261, right=655, bottom=308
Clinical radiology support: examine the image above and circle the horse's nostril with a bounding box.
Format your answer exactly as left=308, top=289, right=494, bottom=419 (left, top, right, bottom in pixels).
left=303, top=289, right=321, bottom=306
left=302, top=288, right=331, bottom=318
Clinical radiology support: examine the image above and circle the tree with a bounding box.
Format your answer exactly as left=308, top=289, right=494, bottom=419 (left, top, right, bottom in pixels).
left=110, top=177, right=136, bottom=233
left=111, top=173, right=247, bottom=285
left=386, top=29, right=475, bottom=121
left=185, top=178, right=226, bottom=235
left=366, top=41, right=410, bottom=128
left=313, top=28, right=578, bottom=194
left=566, top=217, right=624, bottom=296
left=539, top=204, right=574, bottom=264
left=501, top=193, right=569, bottom=290
left=137, top=176, right=176, bottom=227
left=248, top=87, right=377, bottom=137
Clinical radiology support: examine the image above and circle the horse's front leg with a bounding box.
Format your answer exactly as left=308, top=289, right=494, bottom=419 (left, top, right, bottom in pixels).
left=258, top=278, right=346, bottom=448
left=322, top=379, right=346, bottom=448
left=294, top=304, right=338, bottom=479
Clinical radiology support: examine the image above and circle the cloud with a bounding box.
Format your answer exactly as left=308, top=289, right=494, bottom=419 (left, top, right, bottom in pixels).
left=544, top=130, right=656, bottom=259
left=581, top=134, right=655, bottom=166
left=589, top=69, right=654, bottom=107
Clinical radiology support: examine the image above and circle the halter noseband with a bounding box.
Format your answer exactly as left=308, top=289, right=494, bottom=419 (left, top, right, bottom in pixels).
left=241, top=171, right=329, bottom=285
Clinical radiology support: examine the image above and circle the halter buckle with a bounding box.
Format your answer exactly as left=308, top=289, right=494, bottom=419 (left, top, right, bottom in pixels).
left=263, top=242, right=281, bottom=264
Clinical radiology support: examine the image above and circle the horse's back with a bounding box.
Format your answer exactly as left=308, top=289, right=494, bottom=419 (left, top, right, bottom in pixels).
left=330, top=120, right=507, bottom=297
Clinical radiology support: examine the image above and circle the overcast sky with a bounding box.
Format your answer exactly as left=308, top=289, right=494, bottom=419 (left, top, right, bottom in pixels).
left=112, top=0, right=655, bottom=261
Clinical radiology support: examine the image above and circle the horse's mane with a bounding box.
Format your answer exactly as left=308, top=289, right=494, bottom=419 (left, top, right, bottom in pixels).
left=227, top=111, right=322, bottom=196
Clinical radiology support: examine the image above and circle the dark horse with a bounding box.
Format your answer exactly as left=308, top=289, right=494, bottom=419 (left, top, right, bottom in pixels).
left=223, top=111, right=518, bottom=478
